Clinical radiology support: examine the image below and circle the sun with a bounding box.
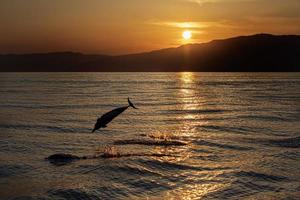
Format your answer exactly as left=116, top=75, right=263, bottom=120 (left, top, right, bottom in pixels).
left=182, top=31, right=192, bottom=40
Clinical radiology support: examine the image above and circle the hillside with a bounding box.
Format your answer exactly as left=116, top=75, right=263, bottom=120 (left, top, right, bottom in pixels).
left=1, top=34, right=299, bottom=72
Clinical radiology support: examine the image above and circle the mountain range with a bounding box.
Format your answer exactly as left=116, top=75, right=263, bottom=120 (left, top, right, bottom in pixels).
left=1, top=34, right=299, bottom=72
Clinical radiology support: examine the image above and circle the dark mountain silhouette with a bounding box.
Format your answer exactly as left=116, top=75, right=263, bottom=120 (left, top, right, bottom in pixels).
left=1, top=34, right=299, bottom=72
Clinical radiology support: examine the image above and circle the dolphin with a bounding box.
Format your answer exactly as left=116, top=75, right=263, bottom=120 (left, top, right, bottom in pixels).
left=92, top=98, right=138, bottom=132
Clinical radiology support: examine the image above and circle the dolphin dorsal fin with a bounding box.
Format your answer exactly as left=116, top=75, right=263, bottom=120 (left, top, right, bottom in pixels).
left=128, top=97, right=138, bottom=109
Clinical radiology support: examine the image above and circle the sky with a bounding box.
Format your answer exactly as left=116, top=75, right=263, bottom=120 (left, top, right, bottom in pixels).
left=1, top=0, right=300, bottom=55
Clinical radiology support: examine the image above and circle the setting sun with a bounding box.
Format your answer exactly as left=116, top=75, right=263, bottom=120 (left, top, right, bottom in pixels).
left=182, top=31, right=192, bottom=40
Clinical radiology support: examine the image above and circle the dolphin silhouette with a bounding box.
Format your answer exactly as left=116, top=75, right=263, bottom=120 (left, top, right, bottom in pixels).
left=92, top=98, right=138, bottom=132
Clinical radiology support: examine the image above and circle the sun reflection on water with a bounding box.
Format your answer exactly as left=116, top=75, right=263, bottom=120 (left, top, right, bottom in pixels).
left=166, top=181, right=231, bottom=200
left=179, top=72, right=195, bottom=84
left=177, top=72, right=208, bottom=137
left=144, top=72, right=231, bottom=199
left=179, top=72, right=196, bottom=126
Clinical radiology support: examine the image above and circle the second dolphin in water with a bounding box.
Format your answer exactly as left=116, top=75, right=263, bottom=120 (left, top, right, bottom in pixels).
left=92, top=98, right=138, bottom=132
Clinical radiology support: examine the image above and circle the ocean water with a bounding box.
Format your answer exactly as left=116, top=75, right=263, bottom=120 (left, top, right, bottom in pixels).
left=0, top=72, right=299, bottom=200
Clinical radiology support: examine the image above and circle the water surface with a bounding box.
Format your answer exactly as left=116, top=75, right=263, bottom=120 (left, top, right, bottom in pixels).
left=0, top=73, right=299, bottom=199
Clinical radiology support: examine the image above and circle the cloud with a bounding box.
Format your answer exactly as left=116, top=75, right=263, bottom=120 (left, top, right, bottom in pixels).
left=185, top=0, right=254, bottom=5
left=186, top=0, right=217, bottom=4
left=149, top=20, right=235, bottom=30
left=150, top=21, right=208, bottom=29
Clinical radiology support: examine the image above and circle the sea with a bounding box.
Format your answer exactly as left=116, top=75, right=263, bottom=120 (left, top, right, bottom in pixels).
left=0, top=72, right=299, bottom=200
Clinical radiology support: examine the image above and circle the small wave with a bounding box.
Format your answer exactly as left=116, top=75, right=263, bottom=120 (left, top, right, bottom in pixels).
left=194, top=140, right=252, bottom=151
left=231, top=171, right=288, bottom=182
left=0, top=103, right=110, bottom=110
left=100, top=164, right=161, bottom=177
left=0, top=123, right=87, bottom=134
left=139, top=159, right=230, bottom=172
left=198, top=125, right=250, bottom=134
left=113, top=139, right=187, bottom=146
left=48, top=189, right=100, bottom=200
left=100, top=152, right=172, bottom=159
left=198, top=125, right=287, bottom=136
left=267, top=136, right=300, bottom=148
left=204, top=180, right=281, bottom=199
left=274, top=151, right=300, bottom=160
left=46, top=152, right=173, bottom=166
left=205, top=170, right=288, bottom=199
left=238, top=114, right=294, bottom=122
left=160, top=109, right=226, bottom=115
left=0, top=164, right=33, bottom=178
left=46, top=153, right=82, bottom=166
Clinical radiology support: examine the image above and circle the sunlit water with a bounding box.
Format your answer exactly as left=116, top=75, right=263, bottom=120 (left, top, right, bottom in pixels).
left=0, top=73, right=299, bottom=200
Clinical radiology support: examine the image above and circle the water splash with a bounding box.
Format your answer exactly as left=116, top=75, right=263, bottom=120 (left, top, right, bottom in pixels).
left=101, top=145, right=121, bottom=158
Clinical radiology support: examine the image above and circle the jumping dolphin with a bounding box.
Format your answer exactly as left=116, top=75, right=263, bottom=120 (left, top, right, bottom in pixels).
left=92, top=98, right=138, bottom=132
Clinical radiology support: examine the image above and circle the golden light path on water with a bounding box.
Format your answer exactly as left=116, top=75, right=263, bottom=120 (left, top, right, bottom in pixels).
left=146, top=72, right=230, bottom=199
left=178, top=72, right=209, bottom=137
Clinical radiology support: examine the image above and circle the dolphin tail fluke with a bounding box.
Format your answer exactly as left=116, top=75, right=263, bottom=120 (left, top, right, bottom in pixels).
left=128, top=97, right=138, bottom=109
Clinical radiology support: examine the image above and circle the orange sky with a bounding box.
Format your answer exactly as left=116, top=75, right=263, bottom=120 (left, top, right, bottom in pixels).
left=1, top=0, right=300, bottom=55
